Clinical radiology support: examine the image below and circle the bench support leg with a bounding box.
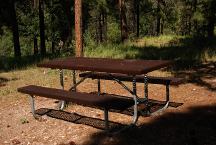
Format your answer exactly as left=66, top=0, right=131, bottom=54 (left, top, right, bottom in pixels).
left=98, top=79, right=101, bottom=96
left=108, top=74, right=138, bottom=125
left=144, top=75, right=148, bottom=99
left=29, top=95, right=36, bottom=118
left=166, top=82, right=170, bottom=102
left=59, top=69, right=66, bottom=110
left=72, top=70, right=76, bottom=92
left=112, top=77, right=138, bottom=134
left=104, top=108, right=109, bottom=130
left=132, top=77, right=138, bottom=124
left=69, top=71, right=95, bottom=91
left=138, top=75, right=148, bottom=103
left=148, top=81, right=170, bottom=116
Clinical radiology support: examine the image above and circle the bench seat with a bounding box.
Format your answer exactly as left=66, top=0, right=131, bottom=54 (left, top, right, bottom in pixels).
left=17, top=85, right=134, bottom=110
left=79, top=72, right=184, bottom=85
left=79, top=72, right=184, bottom=116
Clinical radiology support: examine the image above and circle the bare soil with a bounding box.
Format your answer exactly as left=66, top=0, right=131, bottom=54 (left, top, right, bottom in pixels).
left=0, top=63, right=215, bottom=145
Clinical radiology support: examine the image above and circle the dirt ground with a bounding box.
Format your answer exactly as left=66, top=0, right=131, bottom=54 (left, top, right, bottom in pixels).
left=0, top=62, right=215, bottom=145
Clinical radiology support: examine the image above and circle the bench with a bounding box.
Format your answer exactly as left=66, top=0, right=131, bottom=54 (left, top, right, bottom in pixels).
left=17, top=85, right=134, bottom=130
left=79, top=72, right=183, bottom=85
left=79, top=72, right=184, bottom=108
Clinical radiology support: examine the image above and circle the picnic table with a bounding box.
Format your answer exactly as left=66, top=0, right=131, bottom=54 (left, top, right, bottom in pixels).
left=18, top=57, right=176, bottom=130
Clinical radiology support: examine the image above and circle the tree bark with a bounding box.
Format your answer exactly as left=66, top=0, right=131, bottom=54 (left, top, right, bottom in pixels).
left=156, top=0, right=161, bottom=36
left=193, top=0, right=198, bottom=33
left=10, top=0, right=21, bottom=57
left=33, top=35, right=38, bottom=55
left=136, top=0, right=140, bottom=38
left=207, top=0, right=216, bottom=38
left=98, top=10, right=103, bottom=43
left=102, top=9, right=107, bottom=41
left=75, top=0, right=83, bottom=57
left=160, top=19, right=164, bottom=35
left=64, top=0, right=72, bottom=48
left=119, top=0, right=128, bottom=42
left=39, top=0, right=46, bottom=55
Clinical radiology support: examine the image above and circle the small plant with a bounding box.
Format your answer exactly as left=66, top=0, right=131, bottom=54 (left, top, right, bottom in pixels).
left=20, top=118, right=29, bottom=124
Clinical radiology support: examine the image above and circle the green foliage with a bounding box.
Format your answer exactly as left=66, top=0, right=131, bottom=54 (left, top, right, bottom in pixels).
left=0, top=0, right=215, bottom=70
left=85, top=35, right=216, bottom=70
left=107, top=22, right=121, bottom=43
left=85, top=43, right=133, bottom=59
left=192, top=11, right=204, bottom=23
left=0, top=27, right=13, bottom=56
left=20, top=117, right=29, bottom=124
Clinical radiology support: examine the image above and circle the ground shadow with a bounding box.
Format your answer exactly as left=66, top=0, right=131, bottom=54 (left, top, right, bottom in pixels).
left=35, top=108, right=126, bottom=130
left=0, top=77, right=9, bottom=83
left=126, top=36, right=216, bottom=71
left=176, top=61, right=216, bottom=91
left=82, top=104, right=216, bottom=145
left=0, top=53, right=60, bottom=72
left=34, top=99, right=183, bottom=131
left=0, top=76, right=19, bottom=87
left=0, top=77, right=9, bottom=87
left=122, top=36, right=216, bottom=91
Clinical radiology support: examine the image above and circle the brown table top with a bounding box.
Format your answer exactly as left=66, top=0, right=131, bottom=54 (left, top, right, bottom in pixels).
left=37, top=57, right=172, bottom=75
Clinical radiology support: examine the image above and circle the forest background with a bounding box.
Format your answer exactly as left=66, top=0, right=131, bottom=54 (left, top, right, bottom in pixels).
left=0, top=0, right=216, bottom=71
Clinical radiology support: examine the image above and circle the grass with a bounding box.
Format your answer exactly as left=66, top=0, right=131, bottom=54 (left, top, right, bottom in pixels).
left=0, top=35, right=215, bottom=72
left=85, top=35, right=216, bottom=70
left=0, top=53, right=61, bottom=72
left=134, top=35, right=181, bottom=47
left=0, top=67, right=73, bottom=108
left=84, top=35, right=183, bottom=58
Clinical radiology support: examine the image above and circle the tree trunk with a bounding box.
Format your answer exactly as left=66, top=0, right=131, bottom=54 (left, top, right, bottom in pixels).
left=75, top=0, right=83, bottom=57
left=160, top=19, right=164, bottom=35
left=51, top=41, right=55, bottom=54
left=10, top=0, right=21, bottom=57
left=64, top=0, right=72, bottom=48
left=136, top=0, right=140, bottom=38
left=34, top=35, right=38, bottom=55
left=97, top=7, right=107, bottom=43
left=207, top=18, right=215, bottom=38
left=98, top=10, right=103, bottom=43
left=119, top=0, right=128, bottom=42
left=156, top=0, right=161, bottom=36
left=207, top=0, right=216, bottom=38
left=102, top=9, right=107, bottom=41
left=193, top=0, right=198, bottom=33
left=49, top=0, right=55, bottom=54
left=39, top=0, right=46, bottom=55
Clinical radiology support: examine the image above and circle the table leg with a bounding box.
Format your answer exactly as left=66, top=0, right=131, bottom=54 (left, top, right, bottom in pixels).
left=132, top=76, right=138, bottom=124
left=138, top=75, right=151, bottom=116
left=59, top=69, right=66, bottom=110
left=166, top=81, right=170, bottom=103
left=132, top=77, right=137, bottom=95
left=29, top=95, right=36, bottom=118
left=60, top=69, right=64, bottom=90
left=144, top=75, right=148, bottom=99
left=98, top=79, right=101, bottom=96
left=141, top=77, right=170, bottom=116
left=136, top=75, right=148, bottom=103
left=104, top=108, right=109, bottom=130
left=72, top=70, right=76, bottom=92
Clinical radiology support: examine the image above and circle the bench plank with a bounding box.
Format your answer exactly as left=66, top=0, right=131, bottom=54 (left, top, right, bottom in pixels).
left=18, top=85, right=134, bottom=110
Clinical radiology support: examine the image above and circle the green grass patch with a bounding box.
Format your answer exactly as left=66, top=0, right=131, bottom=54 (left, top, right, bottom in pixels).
left=85, top=35, right=216, bottom=70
